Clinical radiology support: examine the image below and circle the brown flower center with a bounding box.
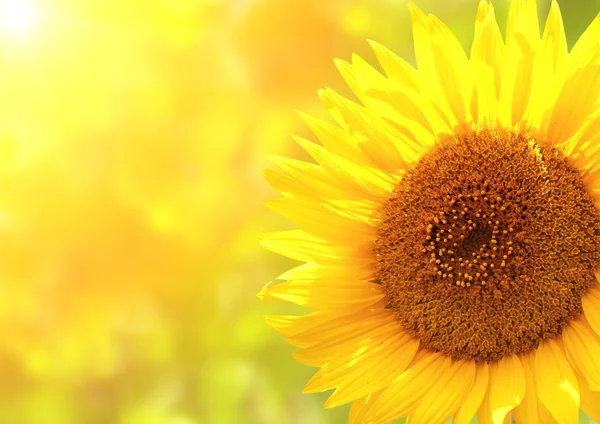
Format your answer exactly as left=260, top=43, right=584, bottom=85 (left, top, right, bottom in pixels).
left=374, top=129, right=600, bottom=362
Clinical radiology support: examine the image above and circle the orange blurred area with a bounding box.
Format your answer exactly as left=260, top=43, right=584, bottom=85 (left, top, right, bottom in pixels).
left=0, top=0, right=596, bottom=422
left=0, top=0, right=377, bottom=421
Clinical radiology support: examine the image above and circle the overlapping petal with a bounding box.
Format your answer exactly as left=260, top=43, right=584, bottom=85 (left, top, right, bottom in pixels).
left=478, top=354, right=526, bottom=424
left=454, top=362, right=489, bottom=424
left=535, top=339, right=580, bottom=424
left=470, top=1, right=503, bottom=128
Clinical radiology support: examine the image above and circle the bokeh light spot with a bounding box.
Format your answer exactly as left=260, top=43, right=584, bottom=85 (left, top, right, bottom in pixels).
left=0, top=0, right=37, bottom=37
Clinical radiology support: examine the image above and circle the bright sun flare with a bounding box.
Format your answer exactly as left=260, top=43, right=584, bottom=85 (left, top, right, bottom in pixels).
left=0, top=0, right=37, bottom=37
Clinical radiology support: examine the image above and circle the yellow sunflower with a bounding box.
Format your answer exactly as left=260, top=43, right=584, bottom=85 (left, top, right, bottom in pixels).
left=259, top=1, right=600, bottom=423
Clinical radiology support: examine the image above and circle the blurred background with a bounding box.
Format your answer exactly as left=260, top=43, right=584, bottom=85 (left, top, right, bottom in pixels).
left=0, top=0, right=599, bottom=423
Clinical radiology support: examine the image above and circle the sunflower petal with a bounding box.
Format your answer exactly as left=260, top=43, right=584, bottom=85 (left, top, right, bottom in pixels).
left=535, top=338, right=580, bottom=424
left=470, top=3, right=503, bottom=127
left=511, top=351, right=538, bottom=424
left=294, top=321, right=396, bottom=367
left=296, top=111, right=366, bottom=165
left=408, top=2, right=458, bottom=130
left=258, top=229, right=372, bottom=270
left=349, top=390, right=383, bottom=424
left=528, top=0, right=567, bottom=134
left=454, top=362, right=489, bottom=424
left=267, top=156, right=365, bottom=201
left=512, top=350, right=558, bottom=424
left=478, top=354, right=525, bottom=424
left=263, top=279, right=384, bottom=310
left=410, top=359, right=476, bottom=424
left=575, top=372, right=600, bottom=422
left=302, top=329, right=413, bottom=396
left=428, top=14, right=474, bottom=129
left=286, top=307, right=393, bottom=348
left=265, top=308, right=376, bottom=347
left=473, top=0, right=493, bottom=38
left=334, top=57, right=366, bottom=106
left=275, top=262, right=364, bottom=282
left=365, top=351, right=451, bottom=423
left=322, top=331, right=419, bottom=407
left=349, top=53, right=434, bottom=156
left=264, top=312, right=338, bottom=339
left=542, top=0, right=568, bottom=72
left=542, top=13, right=600, bottom=144
left=317, top=84, right=414, bottom=174
left=563, top=317, right=600, bottom=390
left=265, top=197, right=376, bottom=244
left=368, top=39, right=450, bottom=137
left=294, top=136, right=395, bottom=196
left=498, top=0, right=539, bottom=129
left=582, top=281, right=600, bottom=338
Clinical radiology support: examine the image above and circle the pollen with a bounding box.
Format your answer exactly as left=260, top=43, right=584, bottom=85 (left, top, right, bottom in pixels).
left=374, top=129, right=600, bottom=362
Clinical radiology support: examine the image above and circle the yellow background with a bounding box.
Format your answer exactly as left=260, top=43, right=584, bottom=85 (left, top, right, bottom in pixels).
left=0, top=0, right=598, bottom=422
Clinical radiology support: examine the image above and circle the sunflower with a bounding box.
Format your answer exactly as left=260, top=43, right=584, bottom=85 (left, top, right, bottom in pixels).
left=259, top=1, right=600, bottom=423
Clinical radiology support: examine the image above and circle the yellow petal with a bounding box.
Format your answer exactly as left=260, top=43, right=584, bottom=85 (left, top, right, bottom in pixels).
left=542, top=13, right=600, bottom=144
left=563, top=317, right=600, bottom=390
left=263, top=168, right=305, bottom=198
left=294, top=135, right=395, bottom=196
left=316, top=84, right=413, bottom=174
left=470, top=4, right=503, bottom=127
left=265, top=197, right=376, bottom=244
left=301, top=327, right=408, bottom=393
left=511, top=351, right=538, bottom=424
left=267, top=156, right=365, bottom=201
left=321, top=331, right=419, bottom=407
left=334, top=57, right=366, bottom=106
left=512, top=350, right=558, bottom=424
left=575, top=372, right=600, bottom=422
left=454, top=362, right=489, bottom=424
left=505, top=0, right=523, bottom=39
left=349, top=390, right=383, bottom=424
left=561, top=109, right=600, bottom=164
left=258, top=229, right=372, bottom=269
left=473, top=0, right=493, bottom=38
left=295, top=319, right=400, bottom=367
left=410, top=359, right=476, bottom=424
left=264, top=311, right=341, bottom=339
left=478, top=404, right=511, bottom=424
left=527, top=0, right=567, bottom=133
left=259, top=230, right=336, bottom=263
left=366, top=351, right=452, bottom=423
left=498, top=0, right=539, bottom=129
left=297, top=111, right=366, bottom=165
left=264, top=278, right=384, bottom=311
left=257, top=281, right=284, bottom=302
left=368, top=39, right=450, bottom=137
left=546, top=56, right=600, bottom=146
left=408, top=2, right=458, bottom=130
left=408, top=2, right=434, bottom=88
left=535, top=338, right=580, bottom=424
left=264, top=307, right=375, bottom=346
left=582, top=280, right=600, bottom=338
left=428, top=14, right=474, bottom=129
left=287, top=307, right=393, bottom=348
left=478, top=354, right=526, bottom=424
left=349, top=51, right=435, bottom=155
left=276, top=262, right=366, bottom=282
left=541, top=0, right=567, bottom=72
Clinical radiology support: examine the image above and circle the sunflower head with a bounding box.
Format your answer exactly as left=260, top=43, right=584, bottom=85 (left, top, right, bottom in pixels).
left=261, top=1, right=600, bottom=423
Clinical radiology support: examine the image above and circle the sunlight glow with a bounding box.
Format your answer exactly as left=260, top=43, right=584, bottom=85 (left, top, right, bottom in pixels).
left=559, top=379, right=580, bottom=403
left=0, top=1, right=37, bottom=37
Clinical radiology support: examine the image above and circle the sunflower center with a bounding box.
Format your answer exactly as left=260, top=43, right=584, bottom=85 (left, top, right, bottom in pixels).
left=374, top=129, right=600, bottom=362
